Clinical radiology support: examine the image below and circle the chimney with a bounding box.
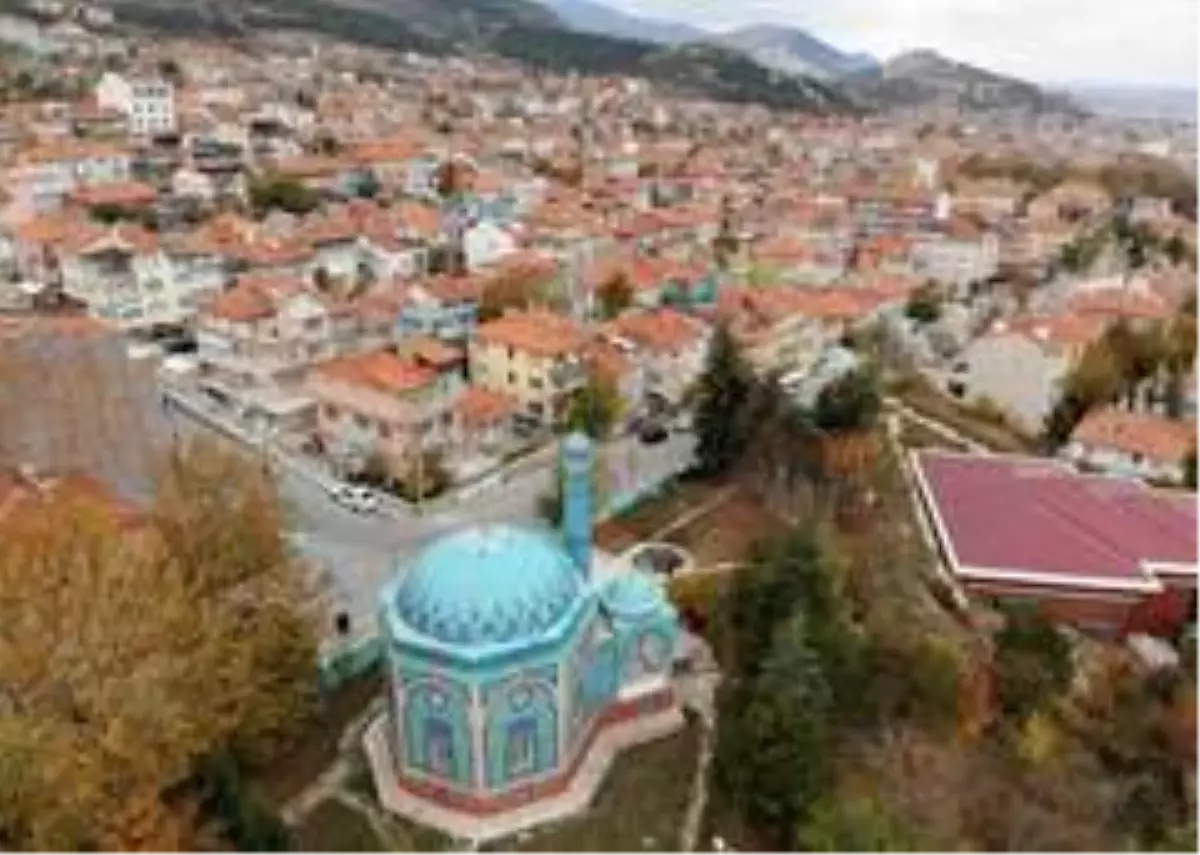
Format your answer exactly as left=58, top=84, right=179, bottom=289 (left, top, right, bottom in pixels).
left=561, top=432, right=593, bottom=578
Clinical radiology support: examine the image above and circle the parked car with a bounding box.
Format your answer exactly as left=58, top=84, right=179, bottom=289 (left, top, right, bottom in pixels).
left=329, top=484, right=381, bottom=515
left=638, top=420, right=669, bottom=445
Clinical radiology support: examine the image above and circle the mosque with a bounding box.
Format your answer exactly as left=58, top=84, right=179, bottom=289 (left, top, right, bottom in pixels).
left=363, top=433, right=686, bottom=840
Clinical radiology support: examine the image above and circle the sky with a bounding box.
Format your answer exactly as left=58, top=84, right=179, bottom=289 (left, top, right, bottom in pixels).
left=601, top=0, right=1199, bottom=88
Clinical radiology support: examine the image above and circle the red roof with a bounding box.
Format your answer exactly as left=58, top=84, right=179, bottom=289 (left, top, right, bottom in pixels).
left=912, top=450, right=1197, bottom=593
left=1071, top=408, right=1197, bottom=465
left=313, top=350, right=436, bottom=395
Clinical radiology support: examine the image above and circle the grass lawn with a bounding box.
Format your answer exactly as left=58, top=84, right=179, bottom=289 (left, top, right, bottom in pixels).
left=294, top=798, right=385, bottom=852
left=294, top=797, right=453, bottom=855
left=485, top=721, right=701, bottom=852
left=896, top=414, right=971, bottom=452
left=894, top=378, right=1037, bottom=454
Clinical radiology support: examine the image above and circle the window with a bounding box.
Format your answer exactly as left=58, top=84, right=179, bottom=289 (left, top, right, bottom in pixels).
left=507, top=371, right=517, bottom=384
left=507, top=346, right=515, bottom=361
left=379, top=423, right=392, bottom=439
left=505, top=718, right=537, bottom=778
left=426, top=718, right=454, bottom=777
left=354, top=413, right=370, bottom=430
left=324, top=404, right=339, bottom=420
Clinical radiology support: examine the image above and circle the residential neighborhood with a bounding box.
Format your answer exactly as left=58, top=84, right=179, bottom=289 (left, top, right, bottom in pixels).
left=0, top=0, right=1194, bottom=852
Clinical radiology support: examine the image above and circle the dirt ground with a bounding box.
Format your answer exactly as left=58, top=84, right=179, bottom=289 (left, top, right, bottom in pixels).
left=596, top=480, right=777, bottom=568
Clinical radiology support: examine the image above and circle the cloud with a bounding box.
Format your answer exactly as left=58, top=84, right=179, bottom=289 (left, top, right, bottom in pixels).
left=603, top=0, right=1198, bottom=86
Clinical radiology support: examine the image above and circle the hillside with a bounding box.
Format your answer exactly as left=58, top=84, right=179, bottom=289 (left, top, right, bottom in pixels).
left=718, top=24, right=877, bottom=81
left=539, top=0, right=705, bottom=46
left=97, top=0, right=853, bottom=113
left=842, top=49, right=1081, bottom=115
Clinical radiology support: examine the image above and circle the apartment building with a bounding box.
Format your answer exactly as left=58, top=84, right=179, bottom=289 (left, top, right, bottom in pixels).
left=95, top=72, right=177, bottom=138
left=470, top=309, right=588, bottom=427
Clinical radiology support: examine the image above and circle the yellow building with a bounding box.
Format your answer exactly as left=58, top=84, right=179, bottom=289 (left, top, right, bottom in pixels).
left=469, top=310, right=588, bottom=426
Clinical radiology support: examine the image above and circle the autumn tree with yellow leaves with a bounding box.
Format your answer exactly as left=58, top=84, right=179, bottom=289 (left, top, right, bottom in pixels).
left=0, top=441, right=321, bottom=850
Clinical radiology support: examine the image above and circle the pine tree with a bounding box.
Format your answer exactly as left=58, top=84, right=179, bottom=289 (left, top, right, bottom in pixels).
left=693, top=322, right=753, bottom=476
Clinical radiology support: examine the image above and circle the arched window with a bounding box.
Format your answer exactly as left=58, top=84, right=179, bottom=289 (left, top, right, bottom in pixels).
left=425, top=717, right=454, bottom=777
left=505, top=717, right=537, bottom=778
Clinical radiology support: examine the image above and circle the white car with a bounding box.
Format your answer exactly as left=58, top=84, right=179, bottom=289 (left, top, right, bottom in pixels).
left=329, top=484, right=381, bottom=515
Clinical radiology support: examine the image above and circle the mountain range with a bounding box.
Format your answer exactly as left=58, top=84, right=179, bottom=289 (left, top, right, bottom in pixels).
left=842, top=49, right=1083, bottom=115
left=541, top=0, right=878, bottom=80
left=85, top=0, right=1077, bottom=116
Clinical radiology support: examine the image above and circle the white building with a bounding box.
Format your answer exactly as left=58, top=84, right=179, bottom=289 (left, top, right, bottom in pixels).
left=912, top=223, right=1000, bottom=295
left=95, top=72, right=176, bottom=137
left=7, top=140, right=131, bottom=216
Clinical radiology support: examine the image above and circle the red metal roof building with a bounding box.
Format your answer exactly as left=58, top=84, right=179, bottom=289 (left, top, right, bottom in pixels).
left=910, top=449, right=1197, bottom=637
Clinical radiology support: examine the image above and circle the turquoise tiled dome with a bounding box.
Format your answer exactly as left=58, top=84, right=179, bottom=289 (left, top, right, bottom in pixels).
left=394, top=525, right=582, bottom=647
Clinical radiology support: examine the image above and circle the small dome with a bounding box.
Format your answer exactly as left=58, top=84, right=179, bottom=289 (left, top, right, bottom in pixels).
left=601, top=573, right=668, bottom=619
left=393, top=525, right=582, bottom=647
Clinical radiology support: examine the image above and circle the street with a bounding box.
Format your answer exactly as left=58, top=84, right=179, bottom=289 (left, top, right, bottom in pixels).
left=164, top=396, right=695, bottom=642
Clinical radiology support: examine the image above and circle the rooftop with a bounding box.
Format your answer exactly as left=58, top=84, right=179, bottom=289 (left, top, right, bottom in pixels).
left=911, top=449, right=1197, bottom=593
left=313, top=350, right=437, bottom=395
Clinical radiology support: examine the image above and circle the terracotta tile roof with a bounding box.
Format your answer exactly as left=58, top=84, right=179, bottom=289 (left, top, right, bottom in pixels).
left=398, top=335, right=463, bottom=370
left=420, top=274, right=485, bottom=304
left=271, top=154, right=347, bottom=179
left=608, top=308, right=707, bottom=353
left=345, top=136, right=427, bottom=165
left=475, top=309, right=586, bottom=358
left=69, top=181, right=158, bottom=208
left=393, top=202, right=440, bottom=240
left=584, top=338, right=632, bottom=382
left=12, top=211, right=96, bottom=245
left=313, top=350, right=436, bottom=395
left=235, top=236, right=315, bottom=267
left=1067, top=286, right=1173, bottom=323
left=17, top=139, right=130, bottom=165
left=457, top=386, right=518, bottom=427
left=207, top=279, right=276, bottom=323
left=1072, top=408, right=1197, bottom=466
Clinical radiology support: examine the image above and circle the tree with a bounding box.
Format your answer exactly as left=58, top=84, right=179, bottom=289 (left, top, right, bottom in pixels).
left=1166, top=231, right=1185, bottom=265
left=247, top=175, right=320, bottom=217
left=905, top=283, right=943, bottom=324
left=1184, top=449, right=1197, bottom=490
left=693, top=323, right=753, bottom=477
left=565, top=373, right=622, bottom=440
left=595, top=271, right=633, bottom=320
left=717, top=611, right=834, bottom=848
left=1043, top=343, right=1124, bottom=447
left=814, top=367, right=882, bottom=433
left=196, top=753, right=291, bottom=851
left=354, top=169, right=381, bottom=200
left=396, top=450, right=450, bottom=502
left=477, top=262, right=555, bottom=322
left=799, top=794, right=922, bottom=851
left=0, top=441, right=319, bottom=849
left=312, top=266, right=334, bottom=293
left=992, top=602, right=1073, bottom=723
